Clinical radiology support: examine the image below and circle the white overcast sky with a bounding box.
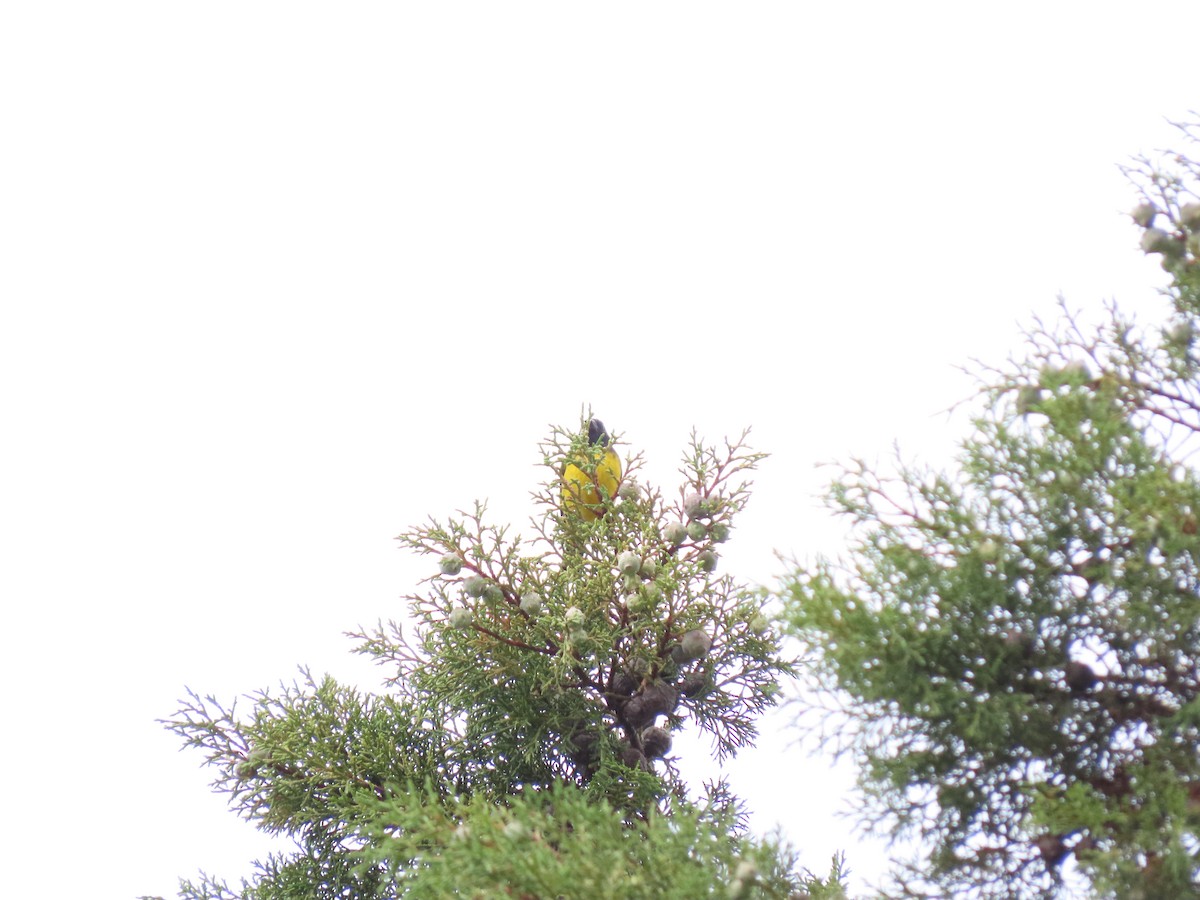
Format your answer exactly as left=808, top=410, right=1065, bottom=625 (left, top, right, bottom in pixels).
left=3, top=4, right=1199, bottom=898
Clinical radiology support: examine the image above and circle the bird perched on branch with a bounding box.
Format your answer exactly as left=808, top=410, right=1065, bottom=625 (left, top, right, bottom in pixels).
left=562, top=417, right=622, bottom=522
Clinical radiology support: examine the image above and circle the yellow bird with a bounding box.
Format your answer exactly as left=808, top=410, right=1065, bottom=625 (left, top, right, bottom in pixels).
left=562, top=417, right=622, bottom=522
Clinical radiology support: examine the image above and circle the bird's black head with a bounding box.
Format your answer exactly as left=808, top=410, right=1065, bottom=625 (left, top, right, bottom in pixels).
left=587, top=418, right=609, bottom=447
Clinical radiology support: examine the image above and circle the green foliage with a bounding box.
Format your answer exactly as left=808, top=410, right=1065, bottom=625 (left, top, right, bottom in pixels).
left=781, top=119, right=1200, bottom=899
left=355, top=780, right=840, bottom=899
left=158, top=417, right=828, bottom=899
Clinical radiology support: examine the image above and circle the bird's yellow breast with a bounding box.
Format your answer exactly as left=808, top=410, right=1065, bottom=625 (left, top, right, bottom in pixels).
left=562, top=446, right=621, bottom=522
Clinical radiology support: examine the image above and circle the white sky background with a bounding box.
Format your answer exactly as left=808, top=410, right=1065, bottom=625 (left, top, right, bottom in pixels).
left=3, top=3, right=1199, bottom=897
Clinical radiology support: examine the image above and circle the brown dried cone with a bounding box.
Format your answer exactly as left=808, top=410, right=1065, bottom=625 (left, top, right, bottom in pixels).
left=1089, top=767, right=1131, bottom=798
left=623, top=679, right=680, bottom=731
left=642, top=679, right=680, bottom=715
left=620, top=744, right=650, bottom=771
left=1065, top=660, right=1097, bottom=693
left=1003, top=627, right=1035, bottom=660
left=640, top=725, right=672, bottom=759
left=679, top=672, right=710, bottom=698
left=611, top=671, right=638, bottom=696
left=1034, top=832, right=1069, bottom=869
left=568, top=730, right=599, bottom=771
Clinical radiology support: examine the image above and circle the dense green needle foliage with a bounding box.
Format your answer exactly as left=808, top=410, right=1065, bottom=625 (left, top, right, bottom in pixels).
left=156, top=421, right=838, bottom=899
left=781, top=121, right=1200, bottom=899
left=354, top=781, right=830, bottom=899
